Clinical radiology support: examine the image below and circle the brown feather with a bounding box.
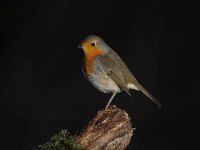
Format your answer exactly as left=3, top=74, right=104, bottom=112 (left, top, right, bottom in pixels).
left=98, top=49, right=161, bottom=108
left=98, top=51, right=130, bottom=95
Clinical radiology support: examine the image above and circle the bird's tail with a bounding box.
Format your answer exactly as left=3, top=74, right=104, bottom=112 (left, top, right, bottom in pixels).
left=140, top=87, right=161, bottom=108
left=129, top=80, right=161, bottom=108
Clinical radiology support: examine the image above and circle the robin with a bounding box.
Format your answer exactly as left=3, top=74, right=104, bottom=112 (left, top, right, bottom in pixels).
left=78, top=35, right=161, bottom=108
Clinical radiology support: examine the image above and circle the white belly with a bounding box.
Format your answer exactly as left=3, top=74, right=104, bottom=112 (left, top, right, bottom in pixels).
left=89, top=72, right=120, bottom=93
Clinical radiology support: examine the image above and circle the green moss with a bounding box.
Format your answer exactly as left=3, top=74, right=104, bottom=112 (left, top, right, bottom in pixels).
left=36, top=130, right=86, bottom=150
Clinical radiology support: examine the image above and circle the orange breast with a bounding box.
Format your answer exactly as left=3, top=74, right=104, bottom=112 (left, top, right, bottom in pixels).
left=83, top=46, right=103, bottom=76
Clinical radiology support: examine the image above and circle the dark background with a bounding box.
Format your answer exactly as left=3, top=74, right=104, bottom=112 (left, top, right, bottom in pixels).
left=0, top=0, right=199, bottom=150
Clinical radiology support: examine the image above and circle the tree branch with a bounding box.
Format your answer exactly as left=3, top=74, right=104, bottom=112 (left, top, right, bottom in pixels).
left=75, top=105, right=134, bottom=150
left=36, top=105, right=134, bottom=150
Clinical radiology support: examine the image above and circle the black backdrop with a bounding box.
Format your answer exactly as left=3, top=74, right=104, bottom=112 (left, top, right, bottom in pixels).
left=0, top=0, right=199, bottom=150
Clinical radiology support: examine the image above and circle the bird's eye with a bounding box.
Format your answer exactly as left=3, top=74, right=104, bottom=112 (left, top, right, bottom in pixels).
left=91, top=43, right=96, bottom=46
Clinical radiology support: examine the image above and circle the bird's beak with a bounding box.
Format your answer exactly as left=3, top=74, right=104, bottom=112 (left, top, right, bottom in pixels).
left=77, top=44, right=82, bottom=48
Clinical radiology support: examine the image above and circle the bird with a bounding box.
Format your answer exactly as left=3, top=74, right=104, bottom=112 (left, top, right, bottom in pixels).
left=78, top=35, right=161, bottom=108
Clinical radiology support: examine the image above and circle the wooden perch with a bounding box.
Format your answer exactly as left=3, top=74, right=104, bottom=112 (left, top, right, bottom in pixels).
left=74, top=105, right=134, bottom=150
left=37, top=105, right=134, bottom=150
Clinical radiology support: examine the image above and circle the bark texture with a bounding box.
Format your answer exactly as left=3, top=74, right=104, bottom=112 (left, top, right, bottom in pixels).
left=75, top=105, right=134, bottom=150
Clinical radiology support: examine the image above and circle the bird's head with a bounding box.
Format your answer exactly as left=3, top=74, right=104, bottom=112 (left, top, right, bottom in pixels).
left=78, top=35, right=110, bottom=57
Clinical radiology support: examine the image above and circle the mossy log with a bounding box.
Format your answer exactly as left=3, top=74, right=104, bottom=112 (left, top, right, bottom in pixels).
left=37, top=105, right=134, bottom=150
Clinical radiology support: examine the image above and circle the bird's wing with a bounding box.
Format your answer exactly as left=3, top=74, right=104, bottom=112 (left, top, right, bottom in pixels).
left=97, top=50, right=131, bottom=95
left=99, top=50, right=138, bottom=84
left=98, top=50, right=161, bottom=108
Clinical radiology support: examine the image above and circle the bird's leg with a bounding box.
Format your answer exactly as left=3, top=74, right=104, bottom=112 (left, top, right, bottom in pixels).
left=105, top=91, right=117, bottom=108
